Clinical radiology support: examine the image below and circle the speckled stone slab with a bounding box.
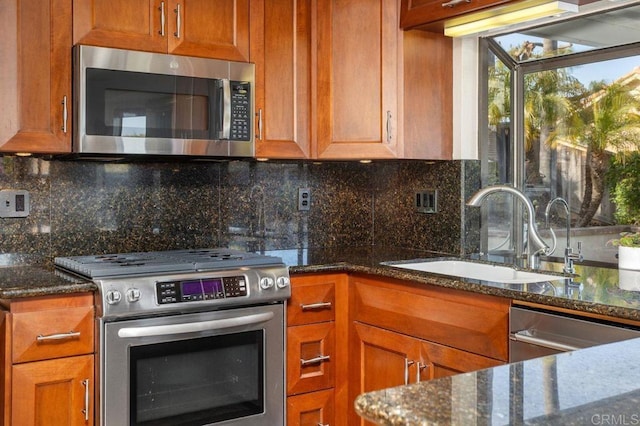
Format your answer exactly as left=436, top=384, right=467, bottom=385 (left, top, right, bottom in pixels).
left=355, top=337, right=640, bottom=425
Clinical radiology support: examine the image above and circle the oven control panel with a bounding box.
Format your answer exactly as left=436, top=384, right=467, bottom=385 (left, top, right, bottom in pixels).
left=156, top=276, right=248, bottom=304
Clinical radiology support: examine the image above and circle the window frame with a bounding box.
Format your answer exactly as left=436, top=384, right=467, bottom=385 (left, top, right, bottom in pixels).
left=478, top=34, right=640, bottom=262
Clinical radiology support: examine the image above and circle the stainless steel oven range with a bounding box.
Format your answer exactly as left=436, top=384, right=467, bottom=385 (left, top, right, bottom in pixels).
left=55, top=249, right=290, bottom=426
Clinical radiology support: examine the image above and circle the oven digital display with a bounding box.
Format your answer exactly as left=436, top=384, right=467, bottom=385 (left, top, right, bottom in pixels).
left=156, top=276, right=247, bottom=304
left=181, top=279, right=224, bottom=301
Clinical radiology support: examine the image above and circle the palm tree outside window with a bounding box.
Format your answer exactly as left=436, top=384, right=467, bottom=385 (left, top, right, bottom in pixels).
left=478, top=4, right=640, bottom=264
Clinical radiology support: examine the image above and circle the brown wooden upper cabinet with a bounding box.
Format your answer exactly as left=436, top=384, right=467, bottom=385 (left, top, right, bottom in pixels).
left=250, top=0, right=312, bottom=159
left=74, top=0, right=250, bottom=61
left=0, top=0, right=73, bottom=154
left=400, top=0, right=515, bottom=30
left=251, top=0, right=453, bottom=160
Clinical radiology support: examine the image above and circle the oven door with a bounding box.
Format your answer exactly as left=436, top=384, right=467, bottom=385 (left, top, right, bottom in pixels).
left=100, top=304, right=285, bottom=426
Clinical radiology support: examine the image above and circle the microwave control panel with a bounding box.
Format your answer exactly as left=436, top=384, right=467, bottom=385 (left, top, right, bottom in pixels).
left=230, top=82, right=251, bottom=141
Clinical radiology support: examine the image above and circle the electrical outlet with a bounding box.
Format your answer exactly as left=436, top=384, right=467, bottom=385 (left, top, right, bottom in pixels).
left=415, top=190, right=437, bottom=214
left=0, top=189, right=30, bottom=218
left=298, top=188, right=311, bottom=211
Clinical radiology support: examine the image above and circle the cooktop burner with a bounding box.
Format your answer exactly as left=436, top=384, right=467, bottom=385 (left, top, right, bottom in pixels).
left=55, top=248, right=284, bottom=279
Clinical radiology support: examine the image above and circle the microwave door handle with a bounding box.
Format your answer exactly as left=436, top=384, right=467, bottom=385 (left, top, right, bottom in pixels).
left=117, top=311, right=274, bottom=338
left=219, top=79, right=231, bottom=140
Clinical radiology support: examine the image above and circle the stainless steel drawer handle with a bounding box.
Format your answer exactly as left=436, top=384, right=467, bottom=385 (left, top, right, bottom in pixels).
left=159, top=1, right=166, bottom=36
left=61, top=96, right=68, bottom=134
left=300, top=302, right=332, bottom=311
left=404, top=359, right=415, bottom=385
left=81, top=379, right=90, bottom=421
left=442, top=0, right=471, bottom=7
left=510, top=330, right=580, bottom=352
left=174, top=3, right=181, bottom=38
left=36, top=331, right=81, bottom=342
left=300, top=354, right=330, bottom=367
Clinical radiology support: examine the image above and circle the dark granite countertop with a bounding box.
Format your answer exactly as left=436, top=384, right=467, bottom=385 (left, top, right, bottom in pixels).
left=271, top=245, right=640, bottom=322
left=355, top=337, right=640, bottom=425
left=0, top=265, right=96, bottom=300
left=3, top=245, right=640, bottom=324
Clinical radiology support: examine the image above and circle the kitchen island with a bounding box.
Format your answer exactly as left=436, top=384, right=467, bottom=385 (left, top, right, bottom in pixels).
left=355, top=336, right=640, bottom=425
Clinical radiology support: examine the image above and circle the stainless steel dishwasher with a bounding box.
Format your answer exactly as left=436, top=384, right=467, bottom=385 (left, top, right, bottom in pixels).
left=509, top=306, right=640, bottom=362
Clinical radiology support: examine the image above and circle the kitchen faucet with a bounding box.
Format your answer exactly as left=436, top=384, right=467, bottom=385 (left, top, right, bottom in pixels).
left=545, top=197, right=583, bottom=274
left=467, top=185, right=552, bottom=269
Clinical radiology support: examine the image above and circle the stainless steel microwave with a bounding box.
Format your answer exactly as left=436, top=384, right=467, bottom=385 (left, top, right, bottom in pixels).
left=74, top=45, right=254, bottom=158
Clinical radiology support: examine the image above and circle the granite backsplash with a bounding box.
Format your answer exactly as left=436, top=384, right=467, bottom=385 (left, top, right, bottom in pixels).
left=0, top=156, right=479, bottom=266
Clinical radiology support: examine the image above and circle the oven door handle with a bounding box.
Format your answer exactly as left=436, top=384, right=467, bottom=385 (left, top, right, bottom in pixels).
left=117, top=312, right=275, bottom=338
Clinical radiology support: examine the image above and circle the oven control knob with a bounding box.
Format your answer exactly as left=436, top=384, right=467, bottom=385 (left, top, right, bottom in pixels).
left=105, top=290, right=122, bottom=305
left=276, top=276, right=290, bottom=289
left=260, top=277, right=275, bottom=290
left=127, top=288, right=141, bottom=303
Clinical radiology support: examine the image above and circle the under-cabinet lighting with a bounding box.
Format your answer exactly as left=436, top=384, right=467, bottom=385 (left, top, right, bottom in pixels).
left=444, top=0, right=578, bottom=37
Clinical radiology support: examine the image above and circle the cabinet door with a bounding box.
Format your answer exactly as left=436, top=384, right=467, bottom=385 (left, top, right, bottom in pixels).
left=12, top=355, right=94, bottom=426
left=316, top=0, right=402, bottom=159
left=421, top=339, right=504, bottom=380
left=287, top=388, right=334, bottom=426
left=168, top=0, right=250, bottom=61
left=73, top=0, right=165, bottom=52
left=350, top=323, right=424, bottom=426
left=0, top=0, right=72, bottom=153
left=250, top=0, right=312, bottom=158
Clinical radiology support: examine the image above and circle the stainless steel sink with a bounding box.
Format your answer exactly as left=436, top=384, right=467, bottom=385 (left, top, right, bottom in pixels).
left=387, top=260, right=565, bottom=284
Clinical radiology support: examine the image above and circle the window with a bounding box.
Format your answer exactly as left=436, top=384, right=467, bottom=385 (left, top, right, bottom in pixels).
left=479, top=3, right=640, bottom=264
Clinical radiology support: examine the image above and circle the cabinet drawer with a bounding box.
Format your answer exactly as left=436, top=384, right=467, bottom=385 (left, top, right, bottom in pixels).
left=12, top=305, right=94, bottom=363
left=351, top=275, right=509, bottom=361
left=288, top=276, right=336, bottom=326
left=287, top=388, right=335, bottom=426
left=287, top=322, right=335, bottom=395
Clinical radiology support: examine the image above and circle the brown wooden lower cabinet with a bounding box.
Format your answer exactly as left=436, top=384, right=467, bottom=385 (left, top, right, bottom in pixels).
left=287, top=388, right=335, bottom=426
left=1, top=293, right=95, bottom=426
left=351, top=321, right=503, bottom=426
left=285, top=273, right=510, bottom=425
left=347, top=274, right=510, bottom=424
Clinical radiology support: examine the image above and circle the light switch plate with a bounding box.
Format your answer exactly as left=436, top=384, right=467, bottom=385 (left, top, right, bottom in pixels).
left=415, top=190, right=437, bottom=214
left=0, top=190, right=30, bottom=218
left=298, top=188, right=311, bottom=211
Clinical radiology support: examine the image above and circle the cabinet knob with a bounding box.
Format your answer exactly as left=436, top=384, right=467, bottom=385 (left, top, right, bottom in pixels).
left=276, top=276, right=290, bottom=288
left=127, top=288, right=141, bottom=302
left=260, top=277, right=275, bottom=289
left=106, top=290, right=122, bottom=305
